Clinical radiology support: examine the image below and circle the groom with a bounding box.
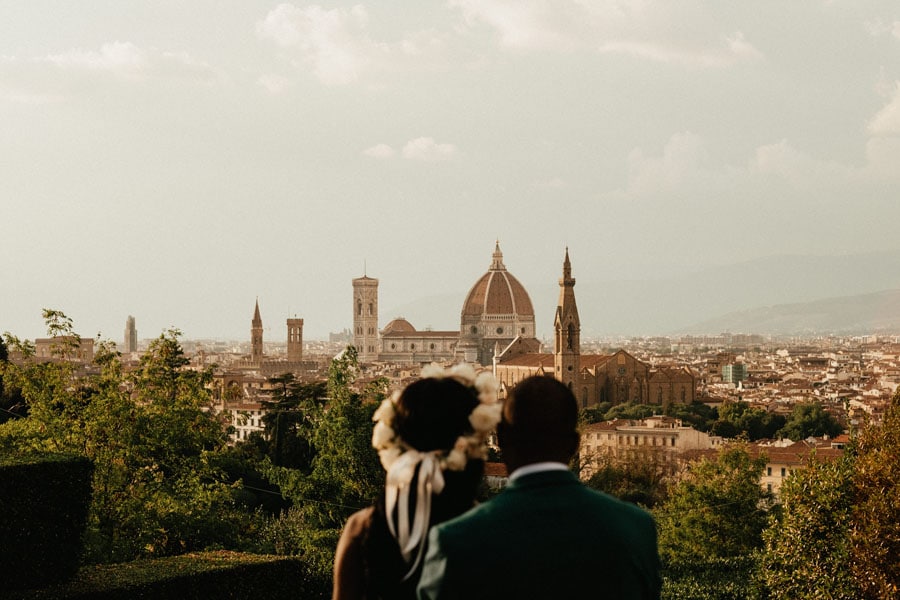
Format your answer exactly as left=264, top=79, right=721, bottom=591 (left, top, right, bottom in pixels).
left=417, top=375, right=662, bottom=599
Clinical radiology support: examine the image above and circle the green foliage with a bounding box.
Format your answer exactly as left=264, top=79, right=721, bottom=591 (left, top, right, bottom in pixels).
left=714, top=401, right=785, bottom=441
left=665, top=401, right=718, bottom=433
left=775, top=402, right=843, bottom=441
left=760, top=451, right=859, bottom=599
left=655, top=444, right=774, bottom=564
left=584, top=451, right=668, bottom=508
left=0, top=312, right=253, bottom=564
left=260, top=347, right=388, bottom=586
left=603, top=401, right=659, bottom=421
left=2, top=551, right=319, bottom=600
left=0, top=453, right=94, bottom=589
left=849, top=393, right=900, bottom=598
left=661, top=556, right=761, bottom=600
left=579, top=402, right=612, bottom=424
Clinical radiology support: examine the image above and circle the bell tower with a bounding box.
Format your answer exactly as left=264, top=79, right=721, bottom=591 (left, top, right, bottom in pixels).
left=554, top=248, right=580, bottom=390
left=251, top=298, right=263, bottom=364
left=287, top=317, right=303, bottom=362
left=352, top=274, right=379, bottom=363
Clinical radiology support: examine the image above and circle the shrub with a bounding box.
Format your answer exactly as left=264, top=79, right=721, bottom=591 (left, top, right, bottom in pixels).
left=0, top=453, right=94, bottom=589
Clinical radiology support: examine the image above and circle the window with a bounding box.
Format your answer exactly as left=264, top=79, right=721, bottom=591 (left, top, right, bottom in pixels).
left=357, top=301, right=362, bottom=316
left=767, top=467, right=772, bottom=476
left=780, top=468, right=786, bottom=477
left=368, top=302, right=373, bottom=315
left=496, top=327, right=503, bottom=334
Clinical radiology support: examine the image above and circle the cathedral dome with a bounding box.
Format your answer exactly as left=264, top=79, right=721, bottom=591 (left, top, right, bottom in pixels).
left=461, top=243, right=534, bottom=319
left=382, top=317, right=416, bottom=335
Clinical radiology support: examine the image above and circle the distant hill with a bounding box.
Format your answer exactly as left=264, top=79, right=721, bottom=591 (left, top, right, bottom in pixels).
left=383, top=249, right=900, bottom=337
left=674, top=289, right=900, bottom=336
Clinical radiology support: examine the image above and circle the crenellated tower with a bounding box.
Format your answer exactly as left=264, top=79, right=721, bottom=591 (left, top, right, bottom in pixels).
left=554, top=248, right=580, bottom=390
left=287, top=317, right=304, bottom=362
left=352, top=274, right=379, bottom=363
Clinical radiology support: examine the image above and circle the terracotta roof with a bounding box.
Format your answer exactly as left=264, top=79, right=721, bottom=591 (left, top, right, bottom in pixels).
left=498, top=353, right=554, bottom=368
left=580, top=355, right=611, bottom=369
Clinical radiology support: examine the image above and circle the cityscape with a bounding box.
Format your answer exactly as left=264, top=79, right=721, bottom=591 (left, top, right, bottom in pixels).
left=3, top=1, right=900, bottom=598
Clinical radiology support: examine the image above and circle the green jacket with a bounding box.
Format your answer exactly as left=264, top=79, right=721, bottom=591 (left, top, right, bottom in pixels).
left=417, top=469, right=662, bottom=600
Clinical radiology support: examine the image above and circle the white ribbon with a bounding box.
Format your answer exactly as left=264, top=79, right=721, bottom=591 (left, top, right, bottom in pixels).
left=384, top=449, right=445, bottom=581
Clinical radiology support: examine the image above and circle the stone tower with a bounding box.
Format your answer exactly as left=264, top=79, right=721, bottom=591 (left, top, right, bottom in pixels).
left=251, top=299, right=263, bottom=364
left=124, top=315, right=137, bottom=353
left=352, top=274, right=379, bottom=363
left=287, top=317, right=304, bottom=362
left=554, top=248, right=580, bottom=390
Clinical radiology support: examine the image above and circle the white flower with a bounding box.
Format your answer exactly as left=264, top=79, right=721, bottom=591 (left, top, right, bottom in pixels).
left=444, top=437, right=469, bottom=471
left=421, top=363, right=445, bottom=379
left=448, top=363, right=477, bottom=385
left=469, top=402, right=502, bottom=433
left=372, top=421, right=395, bottom=449
left=474, top=371, right=499, bottom=402
left=372, top=398, right=396, bottom=424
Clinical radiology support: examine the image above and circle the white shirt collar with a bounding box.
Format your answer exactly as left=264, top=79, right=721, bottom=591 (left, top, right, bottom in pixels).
left=508, top=461, right=569, bottom=483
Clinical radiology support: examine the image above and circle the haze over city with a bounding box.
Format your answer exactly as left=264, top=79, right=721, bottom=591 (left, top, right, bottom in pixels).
left=3, top=2, right=900, bottom=342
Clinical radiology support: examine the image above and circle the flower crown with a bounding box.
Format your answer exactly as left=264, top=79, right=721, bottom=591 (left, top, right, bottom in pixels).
left=371, top=362, right=502, bottom=472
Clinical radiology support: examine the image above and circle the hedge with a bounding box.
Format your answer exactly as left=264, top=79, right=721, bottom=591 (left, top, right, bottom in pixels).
left=0, top=452, right=94, bottom=590
left=2, top=551, right=326, bottom=600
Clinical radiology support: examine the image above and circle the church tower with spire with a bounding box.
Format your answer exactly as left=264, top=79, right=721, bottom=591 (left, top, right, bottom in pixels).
left=554, top=248, right=580, bottom=390
left=251, top=299, right=263, bottom=364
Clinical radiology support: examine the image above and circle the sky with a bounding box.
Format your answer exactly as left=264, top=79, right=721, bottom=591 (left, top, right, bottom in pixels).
left=2, top=1, right=900, bottom=343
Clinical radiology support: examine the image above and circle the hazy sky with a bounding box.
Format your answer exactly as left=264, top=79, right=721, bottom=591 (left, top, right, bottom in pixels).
left=2, top=1, right=900, bottom=342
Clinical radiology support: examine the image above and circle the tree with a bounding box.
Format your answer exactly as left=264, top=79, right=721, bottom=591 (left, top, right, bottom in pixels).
left=655, top=443, right=774, bottom=564
left=584, top=450, right=669, bottom=508
left=260, top=347, right=388, bottom=588
left=775, top=402, right=843, bottom=441
left=849, top=392, right=900, bottom=598
left=0, top=313, right=254, bottom=563
left=760, top=451, right=859, bottom=599
left=716, top=401, right=785, bottom=441
left=655, top=444, right=773, bottom=600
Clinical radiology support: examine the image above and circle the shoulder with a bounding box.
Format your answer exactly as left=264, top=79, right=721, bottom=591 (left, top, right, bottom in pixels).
left=333, top=506, right=376, bottom=600
left=335, top=506, right=376, bottom=558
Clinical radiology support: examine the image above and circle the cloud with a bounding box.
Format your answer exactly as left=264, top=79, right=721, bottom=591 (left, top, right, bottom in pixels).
left=626, top=131, right=710, bottom=195
left=256, top=3, right=374, bottom=85
left=868, top=82, right=900, bottom=136
left=43, top=42, right=216, bottom=83
left=257, top=73, right=291, bottom=94
left=401, top=137, right=458, bottom=161
left=363, top=143, right=395, bottom=159
left=448, top=0, right=763, bottom=67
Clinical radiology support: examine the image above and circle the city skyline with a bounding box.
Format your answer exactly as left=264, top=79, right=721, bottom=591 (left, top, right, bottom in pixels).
left=3, top=2, right=900, bottom=342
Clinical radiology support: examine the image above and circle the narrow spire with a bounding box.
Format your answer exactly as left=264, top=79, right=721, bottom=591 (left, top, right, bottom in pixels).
left=563, top=247, right=572, bottom=281
left=253, top=298, right=262, bottom=325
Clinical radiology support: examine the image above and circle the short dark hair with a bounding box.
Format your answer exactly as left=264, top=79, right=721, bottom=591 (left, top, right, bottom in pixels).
left=500, top=376, right=579, bottom=463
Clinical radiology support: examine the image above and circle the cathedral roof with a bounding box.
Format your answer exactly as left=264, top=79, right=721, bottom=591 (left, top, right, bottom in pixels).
left=461, top=243, right=535, bottom=318
left=382, top=318, right=416, bottom=334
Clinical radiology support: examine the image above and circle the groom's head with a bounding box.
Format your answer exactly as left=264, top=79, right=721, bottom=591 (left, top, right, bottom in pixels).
left=498, top=376, right=579, bottom=471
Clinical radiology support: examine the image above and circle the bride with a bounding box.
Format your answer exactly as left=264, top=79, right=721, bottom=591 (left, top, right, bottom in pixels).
left=332, top=363, right=501, bottom=599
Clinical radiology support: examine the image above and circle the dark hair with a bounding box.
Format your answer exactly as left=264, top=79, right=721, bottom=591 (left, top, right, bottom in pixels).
left=499, top=375, right=579, bottom=465
left=394, top=377, right=480, bottom=452
left=363, top=376, right=486, bottom=598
